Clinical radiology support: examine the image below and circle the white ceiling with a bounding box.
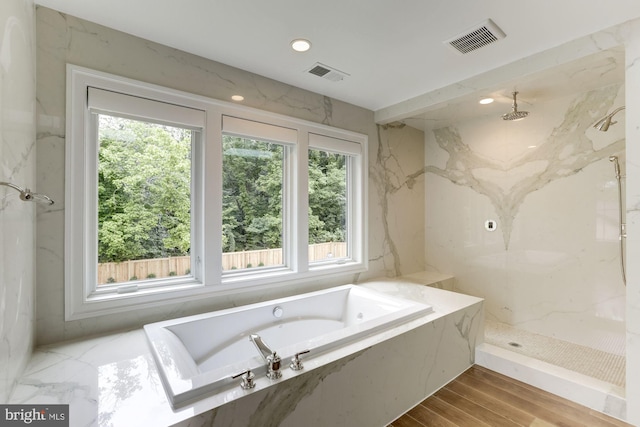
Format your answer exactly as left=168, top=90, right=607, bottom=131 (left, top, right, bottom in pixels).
left=34, top=0, right=640, bottom=116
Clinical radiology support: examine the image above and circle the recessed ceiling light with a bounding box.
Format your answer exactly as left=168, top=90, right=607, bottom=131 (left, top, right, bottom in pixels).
left=479, top=97, right=494, bottom=105
left=231, top=95, right=244, bottom=102
left=291, top=39, right=311, bottom=52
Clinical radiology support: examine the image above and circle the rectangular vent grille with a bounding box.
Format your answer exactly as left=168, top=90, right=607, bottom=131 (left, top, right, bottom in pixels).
left=445, top=19, right=506, bottom=55
left=306, top=63, right=349, bottom=82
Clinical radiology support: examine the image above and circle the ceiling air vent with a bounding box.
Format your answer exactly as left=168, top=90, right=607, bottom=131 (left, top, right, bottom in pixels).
left=444, top=19, right=506, bottom=55
left=307, top=63, right=349, bottom=82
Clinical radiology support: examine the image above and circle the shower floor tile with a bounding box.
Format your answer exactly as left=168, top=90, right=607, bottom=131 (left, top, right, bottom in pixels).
left=484, top=320, right=625, bottom=388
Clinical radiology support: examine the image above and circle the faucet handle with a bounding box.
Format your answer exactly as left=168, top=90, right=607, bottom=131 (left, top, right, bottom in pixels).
left=290, top=349, right=310, bottom=371
left=232, top=369, right=256, bottom=389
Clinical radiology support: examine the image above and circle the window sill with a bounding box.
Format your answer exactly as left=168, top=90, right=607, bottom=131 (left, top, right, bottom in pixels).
left=66, top=262, right=367, bottom=321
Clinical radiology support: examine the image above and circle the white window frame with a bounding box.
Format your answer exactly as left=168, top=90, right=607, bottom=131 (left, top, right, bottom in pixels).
left=65, top=65, right=368, bottom=320
left=220, top=116, right=297, bottom=276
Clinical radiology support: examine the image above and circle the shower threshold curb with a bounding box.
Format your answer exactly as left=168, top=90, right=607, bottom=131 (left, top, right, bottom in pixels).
left=475, top=343, right=627, bottom=422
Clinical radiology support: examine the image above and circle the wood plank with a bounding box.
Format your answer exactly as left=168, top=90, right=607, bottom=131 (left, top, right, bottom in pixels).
left=464, top=367, right=630, bottom=427
left=471, top=365, right=631, bottom=427
left=388, top=414, right=426, bottom=427
left=407, top=402, right=458, bottom=427
left=456, top=372, right=593, bottom=426
left=444, top=376, right=536, bottom=425
left=389, top=366, right=632, bottom=427
left=434, top=386, right=520, bottom=426
left=421, top=395, right=492, bottom=426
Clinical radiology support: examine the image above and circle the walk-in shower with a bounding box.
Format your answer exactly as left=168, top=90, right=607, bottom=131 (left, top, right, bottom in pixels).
left=473, top=96, right=629, bottom=420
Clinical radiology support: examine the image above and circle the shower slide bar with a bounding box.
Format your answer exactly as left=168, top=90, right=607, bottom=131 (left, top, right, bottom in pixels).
left=0, top=181, right=54, bottom=205
left=593, top=107, right=627, bottom=287
left=609, top=156, right=626, bottom=287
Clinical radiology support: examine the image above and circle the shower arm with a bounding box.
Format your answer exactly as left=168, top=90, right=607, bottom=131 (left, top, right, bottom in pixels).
left=608, top=106, right=626, bottom=118
left=593, top=106, right=626, bottom=131
left=605, top=106, right=626, bottom=126
left=0, top=181, right=55, bottom=205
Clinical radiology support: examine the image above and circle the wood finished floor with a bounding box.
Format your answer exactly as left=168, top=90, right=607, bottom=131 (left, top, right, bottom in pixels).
left=389, top=365, right=631, bottom=427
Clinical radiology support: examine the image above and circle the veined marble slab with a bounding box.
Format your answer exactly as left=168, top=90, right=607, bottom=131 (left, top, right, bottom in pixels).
left=0, top=0, right=37, bottom=403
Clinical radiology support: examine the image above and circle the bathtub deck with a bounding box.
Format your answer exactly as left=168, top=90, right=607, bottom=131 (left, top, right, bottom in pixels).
left=389, top=365, right=631, bottom=427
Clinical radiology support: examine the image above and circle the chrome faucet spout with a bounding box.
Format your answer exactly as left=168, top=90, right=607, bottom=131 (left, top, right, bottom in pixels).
left=250, top=333, right=273, bottom=360
left=249, top=333, right=282, bottom=379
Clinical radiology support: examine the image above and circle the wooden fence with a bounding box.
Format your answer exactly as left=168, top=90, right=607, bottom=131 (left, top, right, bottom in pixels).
left=98, top=242, right=347, bottom=284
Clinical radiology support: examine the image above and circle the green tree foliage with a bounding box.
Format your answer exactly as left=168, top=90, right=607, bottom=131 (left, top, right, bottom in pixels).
left=98, top=116, right=191, bottom=262
left=308, top=149, right=347, bottom=243
left=222, top=136, right=284, bottom=252
left=98, top=119, right=347, bottom=263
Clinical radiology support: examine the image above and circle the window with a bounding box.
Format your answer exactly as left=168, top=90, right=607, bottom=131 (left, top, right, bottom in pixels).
left=66, top=65, right=367, bottom=320
left=97, top=115, right=194, bottom=284
left=308, top=148, right=348, bottom=263
left=220, top=115, right=297, bottom=273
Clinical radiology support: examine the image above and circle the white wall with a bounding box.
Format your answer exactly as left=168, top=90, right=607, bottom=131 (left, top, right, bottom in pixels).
left=0, top=0, right=36, bottom=402
left=34, top=7, right=426, bottom=345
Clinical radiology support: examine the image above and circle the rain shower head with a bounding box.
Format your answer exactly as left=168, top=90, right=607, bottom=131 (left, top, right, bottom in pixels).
left=593, top=106, right=626, bottom=132
left=502, top=91, right=529, bottom=121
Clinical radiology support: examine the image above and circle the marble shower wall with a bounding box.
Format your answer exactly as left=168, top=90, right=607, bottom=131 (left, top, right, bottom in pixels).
left=35, top=7, right=425, bottom=345
left=424, top=84, right=627, bottom=348
left=0, top=0, right=36, bottom=402
left=623, top=20, right=640, bottom=425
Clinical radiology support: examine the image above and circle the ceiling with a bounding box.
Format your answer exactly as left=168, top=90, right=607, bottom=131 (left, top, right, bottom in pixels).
left=34, top=0, right=640, bottom=123
left=402, top=46, right=625, bottom=130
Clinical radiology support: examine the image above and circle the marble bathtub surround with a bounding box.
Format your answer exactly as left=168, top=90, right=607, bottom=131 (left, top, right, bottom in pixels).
left=34, top=6, right=426, bottom=344
left=0, top=0, right=36, bottom=402
left=9, top=280, right=483, bottom=427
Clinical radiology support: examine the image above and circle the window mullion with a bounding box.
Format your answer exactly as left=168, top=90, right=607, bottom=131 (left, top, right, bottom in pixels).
left=295, top=132, right=310, bottom=272
left=86, top=111, right=100, bottom=299
left=204, top=111, right=223, bottom=283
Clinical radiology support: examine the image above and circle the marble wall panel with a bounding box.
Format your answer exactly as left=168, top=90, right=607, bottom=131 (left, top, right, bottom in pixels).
left=0, top=0, right=36, bottom=402
left=424, top=85, right=627, bottom=349
left=34, top=7, right=425, bottom=345
left=622, top=19, right=640, bottom=426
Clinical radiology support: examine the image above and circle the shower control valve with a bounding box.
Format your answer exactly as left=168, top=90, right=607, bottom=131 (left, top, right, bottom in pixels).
left=232, top=369, right=256, bottom=390
left=290, top=349, right=310, bottom=371
left=485, top=220, right=497, bottom=232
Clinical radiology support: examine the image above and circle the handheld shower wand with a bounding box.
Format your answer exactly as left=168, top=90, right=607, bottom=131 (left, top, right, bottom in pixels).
left=610, top=155, right=621, bottom=178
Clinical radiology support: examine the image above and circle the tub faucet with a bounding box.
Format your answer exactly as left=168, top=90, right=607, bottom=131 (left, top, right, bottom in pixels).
left=249, top=334, right=282, bottom=379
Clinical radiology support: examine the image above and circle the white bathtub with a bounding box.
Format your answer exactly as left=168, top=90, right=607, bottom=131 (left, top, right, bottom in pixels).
left=144, top=284, right=433, bottom=407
